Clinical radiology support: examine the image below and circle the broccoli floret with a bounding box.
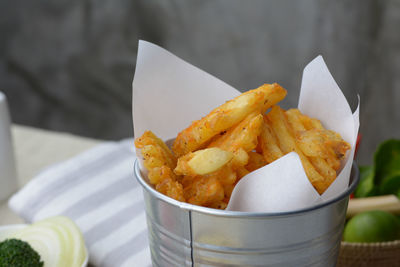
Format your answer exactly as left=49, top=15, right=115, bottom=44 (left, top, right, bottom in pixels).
left=0, top=238, right=43, bottom=267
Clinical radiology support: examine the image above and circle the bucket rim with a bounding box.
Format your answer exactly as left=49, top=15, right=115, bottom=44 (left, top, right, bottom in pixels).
left=134, top=159, right=359, bottom=218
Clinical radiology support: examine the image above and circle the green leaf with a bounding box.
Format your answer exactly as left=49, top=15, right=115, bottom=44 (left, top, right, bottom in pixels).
left=354, top=165, right=377, bottom=198
left=374, top=139, right=400, bottom=186
left=379, top=172, right=400, bottom=196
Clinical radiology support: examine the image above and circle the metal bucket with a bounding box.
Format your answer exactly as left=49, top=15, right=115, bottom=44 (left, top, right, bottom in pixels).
left=134, top=160, right=360, bottom=267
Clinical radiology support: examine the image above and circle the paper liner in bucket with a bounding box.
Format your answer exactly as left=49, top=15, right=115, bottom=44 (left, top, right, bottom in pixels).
left=132, top=40, right=360, bottom=212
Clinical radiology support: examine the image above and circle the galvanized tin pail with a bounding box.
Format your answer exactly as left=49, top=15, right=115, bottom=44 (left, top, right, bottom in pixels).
left=134, top=160, right=359, bottom=267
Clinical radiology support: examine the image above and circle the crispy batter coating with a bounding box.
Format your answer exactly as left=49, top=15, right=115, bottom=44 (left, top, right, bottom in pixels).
left=183, top=176, right=224, bottom=206
left=246, top=151, right=267, bottom=172
left=267, top=106, right=332, bottom=194
left=135, top=131, right=176, bottom=170
left=172, top=83, right=286, bottom=157
left=135, top=131, right=184, bottom=201
left=259, top=115, right=284, bottom=163
left=135, top=83, right=350, bottom=208
left=154, top=167, right=185, bottom=202
left=208, top=112, right=263, bottom=153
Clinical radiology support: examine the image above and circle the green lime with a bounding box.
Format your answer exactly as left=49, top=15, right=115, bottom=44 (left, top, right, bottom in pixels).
left=343, top=210, right=400, bottom=243
left=374, top=139, right=400, bottom=185
left=379, top=172, right=400, bottom=196
left=354, top=165, right=377, bottom=198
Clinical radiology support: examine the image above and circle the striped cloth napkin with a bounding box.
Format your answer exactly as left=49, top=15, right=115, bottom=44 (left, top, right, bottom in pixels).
left=8, top=139, right=152, bottom=267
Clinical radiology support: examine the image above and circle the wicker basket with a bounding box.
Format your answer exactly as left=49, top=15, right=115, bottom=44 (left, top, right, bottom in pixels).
left=338, top=240, right=400, bottom=267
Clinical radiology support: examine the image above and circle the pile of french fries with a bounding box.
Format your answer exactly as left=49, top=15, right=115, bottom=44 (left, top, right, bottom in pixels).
left=135, top=83, right=350, bottom=209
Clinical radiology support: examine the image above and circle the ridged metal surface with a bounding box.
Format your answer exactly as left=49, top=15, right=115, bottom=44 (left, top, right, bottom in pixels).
left=190, top=202, right=346, bottom=266
left=136, top=161, right=359, bottom=267
left=143, top=190, right=192, bottom=266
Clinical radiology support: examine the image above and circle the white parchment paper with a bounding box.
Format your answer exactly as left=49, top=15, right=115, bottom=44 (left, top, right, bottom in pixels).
left=132, top=40, right=360, bottom=212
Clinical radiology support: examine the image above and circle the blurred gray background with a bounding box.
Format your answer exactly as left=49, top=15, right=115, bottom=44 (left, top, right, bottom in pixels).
left=1, top=0, right=399, bottom=165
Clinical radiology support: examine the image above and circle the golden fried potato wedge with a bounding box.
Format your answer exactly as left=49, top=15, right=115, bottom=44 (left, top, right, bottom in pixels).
left=286, top=109, right=337, bottom=181
left=231, top=148, right=250, bottom=168
left=140, top=145, right=171, bottom=170
left=208, top=201, right=228, bottom=210
left=184, top=176, right=224, bottom=206
left=267, top=106, right=332, bottom=194
left=295, top=130, right=325, bottom=158
left=194, top=161, right=239, bottom=201
left=295, top=130, right=341, bottom=170
left=135, top=131, right=175, bottom=159
left=135, top=131, right=184, bottom=201
left=147, top=166, right=168, bottom=185
left=222, top=183, right=235, bottom=199
left=236, top=166, right=250, bottom=180
left=259, top=116, right=284, bottom=163
left=172, top=83, right=287, bottom=157
left=213, top=164, right=237, bottom=186
left=246, top=151, right=267, bottom=172
left=174, top=147, right=233, bottom=176
left=208, top=112, right=263, bottom=153
left=153, top=166, right=185, bottom=201
left=135, top=131, right=176, bottom=170
left=297, top=110, right=324, bottom=130
left=323, top=130, right=351, bottom=159
left=308, top=157, right=336, bottom=182
left=148, top=165, right=182, bottom=186
left=285, top=109, right=305, bottom=131
left=287, top=108, right=350, bottom=171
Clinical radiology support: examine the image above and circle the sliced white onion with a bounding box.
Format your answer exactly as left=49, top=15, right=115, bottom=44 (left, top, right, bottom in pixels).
left=12, top=216, right=86, bottom=267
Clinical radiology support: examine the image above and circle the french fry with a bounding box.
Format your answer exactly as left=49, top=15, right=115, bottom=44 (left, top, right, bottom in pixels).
left=206, top=112, right=262, bottom=189
left=208, top=112, right=263, bottom=153
left=286, top=109, right=336, bottom=182
left=172, top=83, right=286, bottom=157
left=184, top=176, right=224, bottom=206
left=287, top=109, right=349, bottom=170
left=296, top=130, right=341, bottom=170
left=298, top=112, right=324, bottom=130
left=308, top=157, right=336, bottom=182
left=147, top=166, right=168, bottom=185
left=285, top=109, right=306, bottom=131
left=231, top=148, right=250, bottom=168
left=209, top=163, right=238, bottom=194
left=141, top=145, right=172, bottom=170
left=323, top=130, right=351, bottom=159
left=255, top=140, right=263, bottom=154
left=135, top=131, right=176, bottom=170
left=174, top=147, right=233, bottom=176
left=246, top=151, right=267, bottom=172
left=214, top=165, right=237, bottom=186
left=267, top=106, right=333, bottom=194
left=135, top=84, right=350, bottom=208
left=236, top=166, right=250, bottom=180
left=140, top=152, right=164, bottom=171
left=208, top=201, right=228, bottom=210
left=135, top=132, right=185, bottom=201
left=182, top=159, right=237, bottom=204
left=295, top=130, right=325, bottom=158
left=153, top=166, right=185, bottom=202
left=222, top=184, right=235, bottom=199
left=259, top=116, right=284, bottom=163
left=260, top=83, right=288, bottom=113
left=289, top=110, right=333, bottom=162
